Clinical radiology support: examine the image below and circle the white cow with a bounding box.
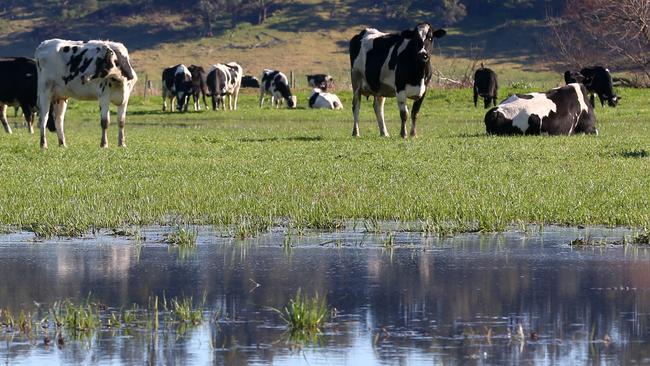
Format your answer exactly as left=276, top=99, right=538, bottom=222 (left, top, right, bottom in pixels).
left=259, top=69, right=297, bottom=108
left=35, top=39, right=137, bottom=148
left=308, top=88, right=343, bottom=109
left=207, top=62, right=243, bottom=110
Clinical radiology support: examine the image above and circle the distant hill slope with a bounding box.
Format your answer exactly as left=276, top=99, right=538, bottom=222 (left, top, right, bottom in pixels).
left=0, top=1, right=561, bottom=90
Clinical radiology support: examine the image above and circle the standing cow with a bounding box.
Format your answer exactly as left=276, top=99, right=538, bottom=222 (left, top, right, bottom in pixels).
left=309, top=88, right=343, bottom=109
left=0, top=57, right=38, bottom=134
left=35, top=39, right=137, bottom=148
left=349, top=23, right=446, bottom=137
left=162, top=64, right=193, bottom=112
left=564, top=66, right=620, bottom=107
left=188, top=64, right=209, bottom=111
left=259, top=69, right=296, bottom=108
left=473, top=63, right=498, bottom=108
left=207, top=62, right=243, bottom=110
left=484, top=83, right=597, bottom=135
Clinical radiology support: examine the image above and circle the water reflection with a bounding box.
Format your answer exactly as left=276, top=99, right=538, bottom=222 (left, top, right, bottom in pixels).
left=1, top=227, right=650, bottom=365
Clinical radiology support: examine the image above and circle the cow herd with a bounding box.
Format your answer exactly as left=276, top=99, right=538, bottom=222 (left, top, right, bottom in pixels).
left=0, top=22, right=624, bottom=148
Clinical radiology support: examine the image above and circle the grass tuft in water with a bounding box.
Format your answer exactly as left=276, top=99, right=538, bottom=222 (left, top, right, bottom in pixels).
left=164, top=226, right=198, bottom=247
left=171, top=294, right=205, bottom=325
left=278, top=289, right=329, bottom=336
left=570, top=236, right=607, bottom=247
left=55, top=300, right=101, bottom=336
left=631, top=231, right=650, bottom=245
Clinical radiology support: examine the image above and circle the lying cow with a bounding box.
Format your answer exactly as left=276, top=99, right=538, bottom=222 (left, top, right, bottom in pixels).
left=349, top=23, right=446, bottom=137
left=188, top=64, right=209, bottom=111
left=259, top=69, right=296, bottom=108
left=241, top=75, right=260, bottom=88
left=564, top=66, right=620, bottom=107
left=207, top=62, right=243, bottom=110
left=162, top=64, right=192, bottom=112
left=0, top=57, right=38, bottom=134
left=309, top=88, right=343, bottom=109
left=35, top=39, right=137, bottom=148
left=307, top=74, right=334, bottom=91
left=484, top=83, right=597, bottom=135
left=473, top=63, right=498, bottom=108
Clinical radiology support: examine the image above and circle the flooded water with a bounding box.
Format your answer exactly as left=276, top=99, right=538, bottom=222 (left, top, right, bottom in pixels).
left=1, top=226, right=650, bottom=365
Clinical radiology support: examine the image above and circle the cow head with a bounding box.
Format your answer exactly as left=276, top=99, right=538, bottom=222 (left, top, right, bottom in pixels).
left=410, top=23, right=446, bottom=63
left=288, top=95, right=297, bottom=109
left=607, top=95, right=620, bottom=107
left=175, top=69, right=192, bottom=112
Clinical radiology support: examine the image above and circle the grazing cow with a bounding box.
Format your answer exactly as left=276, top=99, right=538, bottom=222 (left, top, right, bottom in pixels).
left=161, top=64, right=192, bottom=112
left=564, top=66, right=620, bottom=107
left=473, top=63, right=498, bottom=108
left=349, top=23, right=446, bottom=137
left=188, top=64, right=209, bottom=111
left=35, top=39, right=137, bottom=148
left=241, top=75, right=260, bottom=88
left=484, top=83, right=597, bottom=136
left=309, top=88, right=343, bottom=109
left=206, top=62, right=243, bottom=110
left=0, top=57, right=38, bottom=134
left=307, top=74, right=334, bottom=91
left=259, top=69, right=296, bottom=108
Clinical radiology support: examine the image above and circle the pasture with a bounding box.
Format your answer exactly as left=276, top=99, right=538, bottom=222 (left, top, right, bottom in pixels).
left=0, top=86, right=648, bottom=237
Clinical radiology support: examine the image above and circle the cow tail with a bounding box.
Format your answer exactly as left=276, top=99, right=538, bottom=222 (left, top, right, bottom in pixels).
left=46, top=107, right=56, bottom=132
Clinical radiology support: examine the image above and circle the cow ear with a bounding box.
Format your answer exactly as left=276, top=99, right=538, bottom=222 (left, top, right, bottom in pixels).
left=432, top=29, right=446, bottom=38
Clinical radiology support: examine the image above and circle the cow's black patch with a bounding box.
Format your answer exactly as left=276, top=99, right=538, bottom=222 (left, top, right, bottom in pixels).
left=516, top=94, right=533, bottom=99
left=308, top=91, right=319, bottom=108
left=110, top=47, right=135, bottom=80
left=262, top=70, right=280, bottom=92
left=272, top=73, right=293, bottom=102
left=92, top=48, right=115, bottom=79
left=349, top=33, right=362, bottom=69
left=364, top=33, right=401, bottom=92
left=62, top=46, right=70, bottom=53
left=72, top=46, right=78, bottom=53
left=63, top=48, right=89, bottom=83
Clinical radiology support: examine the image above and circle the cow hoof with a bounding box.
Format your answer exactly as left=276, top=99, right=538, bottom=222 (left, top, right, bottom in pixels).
left=100, top=143, right=108, bottom=148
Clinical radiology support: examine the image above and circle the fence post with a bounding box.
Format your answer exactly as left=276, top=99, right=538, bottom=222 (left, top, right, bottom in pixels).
left=143, top=74, right=149, bottom=101
left=290, top=70, right=295, bottom=90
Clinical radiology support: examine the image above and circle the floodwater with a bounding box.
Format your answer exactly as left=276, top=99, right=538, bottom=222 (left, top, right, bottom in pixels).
left=1, top=226, right=650, bottom=365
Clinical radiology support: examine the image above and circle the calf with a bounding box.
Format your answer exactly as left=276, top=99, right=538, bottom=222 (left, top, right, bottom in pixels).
left=207, top=62, right=243, bottom=110
left=241, top=75, right=260, bottom=88
left=188, top=64, right=209, bottom=111
left=564, top=66, right=620, bottom=107
left=309, top=88, right=343, bottom=109
left=161, top=64, right=192, bottom=112
left=484, top=83, right=597, bottom=136
left=0, top=57, right=38, bottom=134
left=259, top=69, right=296, bottom=108
left=307, top=74, right=334, bottom=91
left=473, top=64, right=498, bottom=108
left=35, top=39, right=137, bottom=148
left=349, top=23, right=446, bottom=137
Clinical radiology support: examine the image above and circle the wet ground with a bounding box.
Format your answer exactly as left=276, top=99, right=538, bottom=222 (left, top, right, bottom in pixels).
left=1, top=226, right=649, bottom=365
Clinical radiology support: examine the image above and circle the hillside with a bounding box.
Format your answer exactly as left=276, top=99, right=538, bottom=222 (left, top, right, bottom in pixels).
left=0, top=1, right=562, bottom=91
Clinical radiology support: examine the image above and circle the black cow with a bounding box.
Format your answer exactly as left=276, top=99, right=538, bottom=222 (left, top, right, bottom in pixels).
left=188, top=64, right=209, bottom=111
left=241, top=75, right=260, bottom=88
left=349, top=23, right=446, bottom=137
left=564, top=66, right=620, bottom=107
left=161, top=64, right=193, bottom=112
left=0, top=57, right=38, bottom=134
left=307, top=74, right=334, bottom=91
left=473, top=64, right=498, bottom=108
left=259, top=69, right=296, bottom=108
left=484, top=83, right=597, bottom=136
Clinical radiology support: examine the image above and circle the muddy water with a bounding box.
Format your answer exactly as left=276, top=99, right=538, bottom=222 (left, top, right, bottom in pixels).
left=1, top=227, right=650, bottom=365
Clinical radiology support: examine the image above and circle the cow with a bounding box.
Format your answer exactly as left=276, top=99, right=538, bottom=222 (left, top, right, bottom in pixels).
left=0, top=57, right=38, bottom=134
left=161, top=64, right=192, bottom=112
left=241, top=75, right=260, bottom=88
left=206, top=62, right=243, bottom=110
left=349, top=23, right=446, bottom=138
left=473, top=63, right=498, bottom=108
left=307, top=74, right=334, bottom=91
left=188, top=64, right=209, bottom=111
left=564, top=66, right=620, bottom=107
left=35, top=39, right=137, bottom=148
left=309, top=88, right=343, bottom=109
left=259, top=69, right=296, bottom=108
left=484, top=83, right=597, bottom=136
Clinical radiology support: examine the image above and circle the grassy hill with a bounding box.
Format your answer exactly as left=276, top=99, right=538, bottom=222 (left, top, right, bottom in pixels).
left=0, top=1, right=562, bottom=92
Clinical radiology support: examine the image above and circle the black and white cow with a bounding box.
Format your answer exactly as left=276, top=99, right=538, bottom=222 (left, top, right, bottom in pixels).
left=564, top=66, right=620, bottom=107
left=484, top=83, right=597, bottom=136
left=35, top=39, right=137, bottom=148
left=259, top=69, right=296, bottom=108
left=473, top=63, right=498, bottom=108
left=349, top=23, right=446, bottom=137
left=207, top=62, right=243, bottom=110
left=241, top=75, right=260, bottom=88
left=309, top=88, right=343, bottom=109
left=307, top=74, right=334, bottom=91
left=0, top=57, right=38, bottom=134
left=161, top=64, right=192, bottom=112
left=188, top=64, right=209, bottom=111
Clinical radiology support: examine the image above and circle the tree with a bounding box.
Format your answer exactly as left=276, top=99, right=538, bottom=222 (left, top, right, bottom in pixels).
left=437, top=0, right=466, bottom=26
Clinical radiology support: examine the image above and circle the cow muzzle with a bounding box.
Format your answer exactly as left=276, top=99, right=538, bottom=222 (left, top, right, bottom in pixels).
left=418, top=52, right=429, bottom=62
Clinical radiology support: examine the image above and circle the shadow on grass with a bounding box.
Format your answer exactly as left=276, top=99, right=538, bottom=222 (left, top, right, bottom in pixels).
left=619, top=149, right=648, bottom=158
left=238, top=136, right=323, bottom=143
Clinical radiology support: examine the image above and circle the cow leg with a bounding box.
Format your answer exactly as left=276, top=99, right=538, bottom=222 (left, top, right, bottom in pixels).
left=21, top=103, right=34, bottom=134
left=473, top=88, right=478, bottom=108
left=233, top=89, right=239, bottom=110
left=493, top=97, right=497, bottom=107
left=373, top=96, right=389, bottom=137
left=0, top=105, right=11, bottom=134
left=211, top=95, right=217, bottom=111
left=117, top=102, right=128, bottom=147
left=484, top=97, right=490, bottom=109
left=410, top=96, right=425, bottom=137
left=352, top=88, right=361, bottom=137
left=228, top=94, right=233, bottom=110
left=589, top=94, right=595, bottom=108
left=397, top=94, right=409, bottom=138
left=52, top=99, right=68, bottom=147
left=38, top=90, right=52, bottom=149
left=100, top=96, right=111, bottom=148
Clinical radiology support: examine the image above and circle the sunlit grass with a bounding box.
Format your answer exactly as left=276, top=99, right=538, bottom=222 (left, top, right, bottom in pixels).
left=277, top=289, right=329, bottom=336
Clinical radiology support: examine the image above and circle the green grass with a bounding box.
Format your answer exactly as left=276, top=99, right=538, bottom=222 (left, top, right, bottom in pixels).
left=277, top=289, right=329, bottom=336
left=0, top=86, right=648, bottom=235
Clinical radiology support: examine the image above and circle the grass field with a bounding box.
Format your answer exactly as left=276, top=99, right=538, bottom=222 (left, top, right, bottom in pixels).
left=0, top=86, right=648, bottom=237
